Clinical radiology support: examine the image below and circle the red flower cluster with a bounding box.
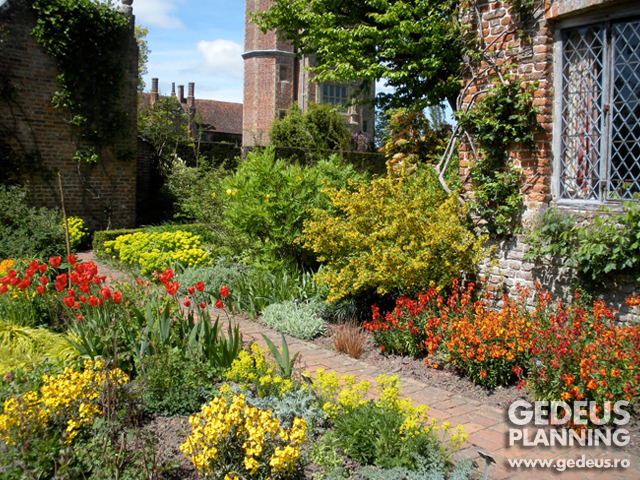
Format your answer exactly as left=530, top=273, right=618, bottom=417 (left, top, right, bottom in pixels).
left=528, top=293, right=640, bottom=409
left=157, top=268, right=180, bottom=296
left=0, top=260, right=49, bottom=294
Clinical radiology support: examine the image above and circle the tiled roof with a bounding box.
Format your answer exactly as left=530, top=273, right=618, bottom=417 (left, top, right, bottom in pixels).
left=195, top=99, right=243, bottom=135
left=138, top=93, right=243, bottom=135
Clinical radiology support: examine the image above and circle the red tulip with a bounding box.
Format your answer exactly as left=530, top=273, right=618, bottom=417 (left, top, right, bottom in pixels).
left=39, top=276, right=48, bottom=286
left=36, top=286, right=44, bottom=295
left=63, top=296, right=75, bottom=308
left=199, top=301, right=207, bottom=309
left=187, top=287, right=195, bottom=295
left=0, top=284, right=8, bottom=294
left=67, top=254, right=77, bottom=265
left=100, top=287, right=111, bottom=300
left=7, top=270, right=16, bottom=279
left=88, top=295, right=98, bottom=307
left=38, top=264, right=47, bottom=273
left=112, top=291, right=122, bottom=304
left=49, top=257, right=61, bottom=268
left=219, top=285, right=229, bottom=298
left=194, top=281, right=205, bottom=292
left=215, top=299, right=224, bottom=309
left=184, top=298, right=191, bottom=307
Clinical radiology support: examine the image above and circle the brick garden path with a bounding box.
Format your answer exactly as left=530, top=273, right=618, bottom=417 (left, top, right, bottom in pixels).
left=78, top=251, right=640, bottom=480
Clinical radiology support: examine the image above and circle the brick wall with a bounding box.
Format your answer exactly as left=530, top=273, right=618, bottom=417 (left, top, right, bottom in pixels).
left=459, top=0, right=554, bottom=214
left=0, top=0, right=138, bottom=230
left=461, top=0, right=638, bottom=313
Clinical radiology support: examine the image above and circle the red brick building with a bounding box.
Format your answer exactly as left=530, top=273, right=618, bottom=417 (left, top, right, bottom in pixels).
left=461, top=0, right=640, bottom=215
left=0, top=0, right=138, bottom=229
left=463, top=0, right=640, bottom=316
left=242, top=0, right=376, bottom=148
left=141, top=80, right=243, bottom=144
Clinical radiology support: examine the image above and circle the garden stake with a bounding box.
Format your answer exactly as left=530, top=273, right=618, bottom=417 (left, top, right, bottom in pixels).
left=58, top=171, right=72, bottom=286
left=478, top=450, right=495, bottom=480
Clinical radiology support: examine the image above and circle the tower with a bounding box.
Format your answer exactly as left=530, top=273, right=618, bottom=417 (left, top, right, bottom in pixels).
left=242, top=0, right=298, bottom=148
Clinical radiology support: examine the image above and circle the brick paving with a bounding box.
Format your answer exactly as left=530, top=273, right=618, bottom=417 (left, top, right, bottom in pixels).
left=81, top=251, right=640, bottom=480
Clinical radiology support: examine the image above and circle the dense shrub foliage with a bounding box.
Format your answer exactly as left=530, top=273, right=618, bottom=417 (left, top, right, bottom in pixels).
left=525, top=201, right=640, bottom=285
left=222, top=148, right=368, bottom=269
left=270, top=102, right=352, bottom=152
left=304, top=163, right=482, bottom=302
left=0, top=186, right=66, bottom=260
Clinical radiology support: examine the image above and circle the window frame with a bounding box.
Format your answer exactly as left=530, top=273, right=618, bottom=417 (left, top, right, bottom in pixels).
left=552, top=6, right=640, bottom=207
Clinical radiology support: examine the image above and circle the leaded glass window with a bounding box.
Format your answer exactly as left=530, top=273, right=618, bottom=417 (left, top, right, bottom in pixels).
left=322, top=84, right=348, bottom=108
left=559, top=18, right=640, bottom=202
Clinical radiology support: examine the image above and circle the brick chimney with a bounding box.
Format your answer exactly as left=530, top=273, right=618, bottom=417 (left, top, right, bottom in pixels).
left=187, top=83, right=195, bottom=109
left=171, top=82, right=176, bottom=97
left=178, top=85, right=185, bottom=103
left=151, top=78, right=159, bottom=105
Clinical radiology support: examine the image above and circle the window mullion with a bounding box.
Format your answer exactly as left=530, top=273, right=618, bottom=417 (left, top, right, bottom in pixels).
left=601, top=21, right=613, bottom=202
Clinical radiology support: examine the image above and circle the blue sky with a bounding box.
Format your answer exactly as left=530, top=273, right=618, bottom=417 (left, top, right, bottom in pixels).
left=130, top=0, right=245, bottom=103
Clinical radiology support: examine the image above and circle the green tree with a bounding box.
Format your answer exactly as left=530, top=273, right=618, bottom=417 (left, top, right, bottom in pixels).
left=138, top=97, right=192, bottom=175
left=269, top=103, right=351, bottom=152
left=135, top=26, right=150, bottom=93
left=255, top=0, right=463, bottom=111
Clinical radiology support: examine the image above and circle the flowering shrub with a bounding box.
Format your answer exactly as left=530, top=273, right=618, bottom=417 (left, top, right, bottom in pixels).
left=0, top=359, right=128, bottom=446
left=364, top=282, right=532, bottom=388
left=303, top=163, right=483, bottom=302
left=226, top=343, right=295, bottom=398
left=313, top=369, right=466, bottom=469
left=527, top=290, right=640, bottom=413
left=103, top=230, right=210, bottom=275
left=66, top=216, right=90, bottom=249
left=180, top=393, right=307, bottom=479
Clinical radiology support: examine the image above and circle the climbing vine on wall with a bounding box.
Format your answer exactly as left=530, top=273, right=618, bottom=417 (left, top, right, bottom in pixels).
left=456, top=76, right=540, bottom=237
left=30, top=0, right=130, bottom=162
left=447, top=0, right=544, bottom=237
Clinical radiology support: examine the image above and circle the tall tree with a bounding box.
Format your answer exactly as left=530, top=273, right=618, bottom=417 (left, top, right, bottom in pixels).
left=254, top=0, right=463, bottom=111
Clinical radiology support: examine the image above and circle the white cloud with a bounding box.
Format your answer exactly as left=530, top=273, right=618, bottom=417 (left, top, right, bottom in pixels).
left=197, top=39, right=243, bottom=78
left=132, top=0, right=184, bottom=29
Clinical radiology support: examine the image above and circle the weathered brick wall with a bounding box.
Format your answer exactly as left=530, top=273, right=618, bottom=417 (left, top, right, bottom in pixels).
left=462, top=0, right=638, bottom=314
left=459, top=0, right=554, bottom=213
left=0, top=0, right=137, bottom=230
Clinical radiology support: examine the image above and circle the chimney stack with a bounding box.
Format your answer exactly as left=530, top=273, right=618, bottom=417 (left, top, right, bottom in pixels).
left=171, top=83, right=176, bottom=97
left=151, top=78, right=159, bottom=105
left=187, top=83, right=195, bottom=109
left=178, top=85, right=185, bottom=103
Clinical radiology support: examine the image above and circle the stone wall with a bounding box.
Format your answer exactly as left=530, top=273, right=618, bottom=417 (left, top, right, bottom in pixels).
left=478, top=235, right=638, bottom=322
left=0, top=0, right=138, bottom=230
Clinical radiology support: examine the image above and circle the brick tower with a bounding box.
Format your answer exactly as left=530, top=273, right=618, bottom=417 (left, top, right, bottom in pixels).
left=242, top=0, right=298, bottom=148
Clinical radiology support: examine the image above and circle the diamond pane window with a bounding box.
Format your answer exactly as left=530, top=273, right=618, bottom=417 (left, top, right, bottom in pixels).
left=559, top=18, right=640, bottom=202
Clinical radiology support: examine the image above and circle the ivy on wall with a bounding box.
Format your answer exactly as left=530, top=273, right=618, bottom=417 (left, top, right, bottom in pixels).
left=30, top=0, right=130, bottom=162
left=456, top=76, right=540, bottom=237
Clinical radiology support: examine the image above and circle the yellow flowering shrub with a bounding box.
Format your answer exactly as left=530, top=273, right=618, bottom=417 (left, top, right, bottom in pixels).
left=313, top=369, right=467, bottom=468
left=303, top=163, right=484, bottom=302
left=103, top=230, right=211, bottom=275
left=0, top=359, right=128, bottom=446
left=181, top=393, right=307, bottom=479
left=226, top=343, right=294, bottom=398
left=66, top=216, right=90, bottom=248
